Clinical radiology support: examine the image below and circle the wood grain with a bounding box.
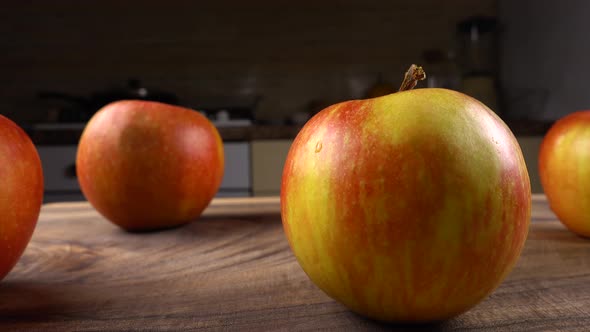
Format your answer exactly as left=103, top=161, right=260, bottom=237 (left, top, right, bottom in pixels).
left=2, top=194, right=590, bottom=331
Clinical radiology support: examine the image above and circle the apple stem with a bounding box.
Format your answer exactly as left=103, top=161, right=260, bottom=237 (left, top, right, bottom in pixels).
left=398, top=64, right=426, bottom=91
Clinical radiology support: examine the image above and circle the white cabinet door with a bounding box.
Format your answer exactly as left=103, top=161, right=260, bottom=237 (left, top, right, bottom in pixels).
left=251, top=140, right=293, bottom=196
left=218, top=142, right=251, bottom=197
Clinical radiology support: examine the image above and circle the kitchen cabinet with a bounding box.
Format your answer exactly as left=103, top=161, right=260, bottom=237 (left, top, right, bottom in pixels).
left=249, top=137, right=545, bottom=196
left=37, top=142, right=252, bottom=202
left=35, top=135, right=544, bottom=203
left=218, top=142, right=251, bottom=197
left=37, top=145, right=84, bottom=202
left=251, top=140, right=293, bottom=196
left=516, top=136, right=543, bottom=193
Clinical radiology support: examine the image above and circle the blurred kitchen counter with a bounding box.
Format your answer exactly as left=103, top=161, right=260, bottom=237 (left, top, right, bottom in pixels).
left=25, top=124, right=304, bottom=145
left=26, top=120, right=551, bottom=145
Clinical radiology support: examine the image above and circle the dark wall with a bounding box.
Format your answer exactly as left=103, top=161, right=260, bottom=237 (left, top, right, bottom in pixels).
left=1, top=0, right=496, bottom=124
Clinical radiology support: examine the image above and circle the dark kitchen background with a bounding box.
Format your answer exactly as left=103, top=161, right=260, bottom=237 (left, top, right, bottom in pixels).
left=2, top=0, right=586, bottom=200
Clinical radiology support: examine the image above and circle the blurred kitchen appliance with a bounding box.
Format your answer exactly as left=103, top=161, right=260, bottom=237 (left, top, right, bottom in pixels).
left=422, top=49, right=461, bottom=90
left=456, top=16, right=500, bottom=113
left=38, top=142, right=252, bottom=203
left=35, top=84, right=258, bottom=201
left=38, top=79, right=179, bottom=123
left=191, top=94, right=261, bottom=127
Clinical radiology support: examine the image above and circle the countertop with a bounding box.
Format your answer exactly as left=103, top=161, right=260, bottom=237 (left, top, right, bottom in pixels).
left=26, top=125, right=304, bottom=145
left=2, top=195, right=588, bottom=331
left=26, top=119, right=552, bottom=145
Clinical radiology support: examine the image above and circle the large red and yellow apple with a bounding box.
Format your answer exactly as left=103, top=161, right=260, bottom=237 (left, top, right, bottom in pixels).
left=539, top=111, right=590, bottom=237
left=281, top=65, right=531, bottom=322
left=77, top=100, right=224, bottom=231
left=0, top=115, right=44, bottom=281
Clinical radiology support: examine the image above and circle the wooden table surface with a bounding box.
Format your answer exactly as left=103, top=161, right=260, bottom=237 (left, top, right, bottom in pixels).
left=2, top=195, right=590, bottom=331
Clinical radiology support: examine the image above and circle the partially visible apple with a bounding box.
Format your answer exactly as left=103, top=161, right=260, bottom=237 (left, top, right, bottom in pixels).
left=76, top=100, right=224, bottom=231
left=539, top=111, right=590, bottom=237
left=281, top=65, right=531, bottom=322
left=0, top=115, right=44, bottom=281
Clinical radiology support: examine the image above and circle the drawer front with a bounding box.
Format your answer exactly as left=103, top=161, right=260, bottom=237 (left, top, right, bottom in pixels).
left=37, top=142, right=252, bottom=199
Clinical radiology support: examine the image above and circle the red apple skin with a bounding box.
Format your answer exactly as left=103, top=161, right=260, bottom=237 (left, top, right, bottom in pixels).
left=76, top=100, right=224, bottom=231
left=0, top=115, right=44, bottom=281
left=539, top=111, right=590, bottom=237
left=281, top=88, right=531, bottom=322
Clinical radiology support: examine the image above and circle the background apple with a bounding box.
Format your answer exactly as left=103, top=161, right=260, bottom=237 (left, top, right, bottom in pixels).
left=77, top=100, right=224, bottom=231
left=0, top=115, right=44, bottom=281
left=281, top=66, right=531, bottom=322
left=539, top=111, right=590, bottom=237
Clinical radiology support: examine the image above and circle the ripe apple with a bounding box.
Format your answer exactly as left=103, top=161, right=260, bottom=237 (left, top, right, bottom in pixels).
left=281, top=65, right=531, bottom=322
left=539, top=111, right=590, bottom=237
left=77, top=100, right=224, bottom=231
left=0, top=115, right=44, bottom=281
